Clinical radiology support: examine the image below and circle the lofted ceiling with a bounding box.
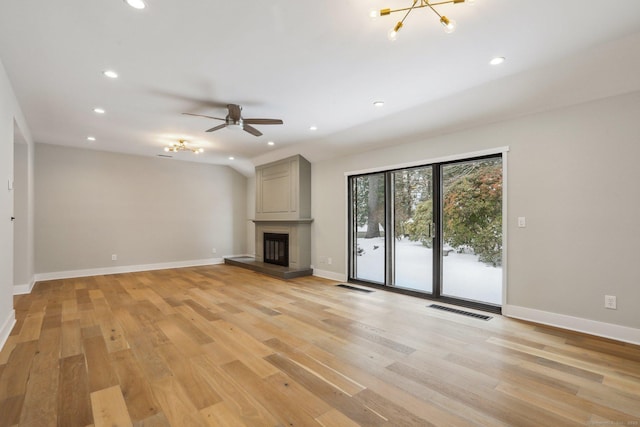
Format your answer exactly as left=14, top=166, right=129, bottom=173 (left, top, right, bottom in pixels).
left=1, top=1, right=640, bottom=175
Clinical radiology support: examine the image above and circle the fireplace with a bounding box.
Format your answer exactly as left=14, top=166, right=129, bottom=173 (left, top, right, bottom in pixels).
left=263, top=233, right=289, bottom=266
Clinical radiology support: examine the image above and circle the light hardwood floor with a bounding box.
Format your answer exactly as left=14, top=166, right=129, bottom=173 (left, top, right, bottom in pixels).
left=0, top=265, right=639, bottom=426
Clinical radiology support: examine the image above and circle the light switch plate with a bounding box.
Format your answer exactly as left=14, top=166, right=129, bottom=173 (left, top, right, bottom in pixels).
left=517, top=217, right=526, bottom=228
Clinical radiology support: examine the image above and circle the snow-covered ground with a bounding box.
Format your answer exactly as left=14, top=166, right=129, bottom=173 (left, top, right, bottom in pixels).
left=355, top=237, right=502, bottom=305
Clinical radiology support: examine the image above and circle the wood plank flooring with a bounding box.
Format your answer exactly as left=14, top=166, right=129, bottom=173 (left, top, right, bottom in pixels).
left=1, top=265, right=639, bottom=426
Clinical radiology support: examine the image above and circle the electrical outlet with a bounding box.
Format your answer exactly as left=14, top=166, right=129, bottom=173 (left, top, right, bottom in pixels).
left=111, top=254, right=117, bottom=261
left=212, top=248, right=217, bottom=254
left=327, top=257, right=332, bottom=265
left=604, top=295, right=617, bottom=310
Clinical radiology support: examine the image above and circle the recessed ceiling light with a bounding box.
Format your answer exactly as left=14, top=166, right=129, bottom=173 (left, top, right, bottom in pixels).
left=373, top=101, right=385, bottom=107
left=124, top=0, right=146, bottom=9
left=267, top=141, right=275, bottom=146
left=103, top=70, right=118, bottom=79
left=490, top=56, right=506, bottom=66
left=309, top=125, right=318, bottom=131
left=87, top=136, right=96, bottom=141
left=93, top=107, right=105, bottom=114
left=228, top=156, right=235, bottom=160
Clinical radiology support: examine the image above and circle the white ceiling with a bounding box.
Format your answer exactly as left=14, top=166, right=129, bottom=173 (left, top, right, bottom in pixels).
left=1, top=0, right=640, bottom=175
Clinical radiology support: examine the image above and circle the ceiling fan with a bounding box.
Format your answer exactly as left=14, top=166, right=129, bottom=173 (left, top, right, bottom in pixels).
left=183, top=104, right=283, bottom=137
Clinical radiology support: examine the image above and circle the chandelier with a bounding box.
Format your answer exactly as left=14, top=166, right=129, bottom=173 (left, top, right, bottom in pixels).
left=371, top=0, right=475, bottom=40
left=164, top=140, right=204, bottom=154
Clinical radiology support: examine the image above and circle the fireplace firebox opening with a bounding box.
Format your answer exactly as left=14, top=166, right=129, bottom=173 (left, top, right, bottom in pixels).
left=263, top=233, right=289, bottom=266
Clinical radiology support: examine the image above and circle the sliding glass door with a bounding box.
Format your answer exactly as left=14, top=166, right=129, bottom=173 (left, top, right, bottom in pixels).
left=441, top=158, right=503, bottom=305
left=351, top=173, right=386, bottom=284
left=348, top=155, right=503, bottom=310
left=393, top=166, right=433, bottom=293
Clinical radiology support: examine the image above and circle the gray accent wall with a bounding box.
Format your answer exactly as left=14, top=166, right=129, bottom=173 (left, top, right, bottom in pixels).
left=35, top=144, right=247, bottom=274
left=312, top=90, right=640, bottom=330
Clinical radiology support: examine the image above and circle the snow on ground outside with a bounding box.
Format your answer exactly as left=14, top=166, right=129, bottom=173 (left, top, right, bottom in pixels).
left=355, top=237, right=502, bottom=305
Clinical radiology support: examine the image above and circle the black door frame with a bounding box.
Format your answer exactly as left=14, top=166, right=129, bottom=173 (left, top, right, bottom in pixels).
left=347, top=154, right=503, bottom=314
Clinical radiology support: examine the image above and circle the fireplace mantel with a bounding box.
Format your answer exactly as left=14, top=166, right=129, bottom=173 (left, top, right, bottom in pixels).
left=252, top=218, right=313, bottom=224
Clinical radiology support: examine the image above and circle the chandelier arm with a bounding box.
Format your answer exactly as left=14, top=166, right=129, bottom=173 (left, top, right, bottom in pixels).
left=399, top=0, right=420, bottom=25
left=426, top=3, right=444, bottom=19
left=385, top=0, right=459, bottom=14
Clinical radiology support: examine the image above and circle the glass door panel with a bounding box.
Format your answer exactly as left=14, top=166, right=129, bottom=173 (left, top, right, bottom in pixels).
left=393, top=167, right=433, bottom=293
left=352, top=173, right=386, bottom=283
left=441, top=158, right=503, bottom=305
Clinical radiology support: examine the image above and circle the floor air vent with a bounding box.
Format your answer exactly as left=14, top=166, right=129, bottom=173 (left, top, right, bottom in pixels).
left=336, top=284, right=374, bottom=293
left=428, top=304, right=492, bottom=320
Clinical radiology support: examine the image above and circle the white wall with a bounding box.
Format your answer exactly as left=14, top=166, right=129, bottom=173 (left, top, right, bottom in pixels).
left=35, top=144, right=247, bottom=276
left=312, top=91, right=640, bottom=339
left=0, top=60, right=34, bottom=349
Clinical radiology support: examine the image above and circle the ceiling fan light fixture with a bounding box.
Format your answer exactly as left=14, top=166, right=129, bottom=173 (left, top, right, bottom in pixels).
left=124, top=0, right=146, bottom=10
left=183, top=104, right=282, bottom=137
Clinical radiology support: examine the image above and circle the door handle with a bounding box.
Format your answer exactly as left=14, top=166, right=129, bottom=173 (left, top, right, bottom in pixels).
left=428, top=222, right=435, bottom=239
left=10, top=217, right=15, bottom=221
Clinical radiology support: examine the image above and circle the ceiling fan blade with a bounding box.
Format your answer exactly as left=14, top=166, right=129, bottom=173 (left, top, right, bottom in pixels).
left=182, top=112, right=225, bottom=121
left=206, top=123, right=228, bottom=132
left=228, top=104, right=242, bottom=121
left=243, top=124, right=262, bottom=137
left=243, top=118, right=284, bottom=125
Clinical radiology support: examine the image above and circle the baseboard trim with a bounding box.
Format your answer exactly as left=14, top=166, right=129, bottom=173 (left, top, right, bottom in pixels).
left=14, top=277, right=36, bottom=295
left=503, top=304, right=640, bottom=346
left=312, top=268, right=347, bottom=282
left=0, top=310, right=16, bottom=352
left=34, top=258, right=224, bottom=282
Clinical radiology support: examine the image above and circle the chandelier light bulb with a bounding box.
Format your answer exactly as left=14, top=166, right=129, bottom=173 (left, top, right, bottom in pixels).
left=388, top=21, right=403, bottom=41
left=370, top=9, right=380, bottom=19
left=441, top=16, right=456, bottom=33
